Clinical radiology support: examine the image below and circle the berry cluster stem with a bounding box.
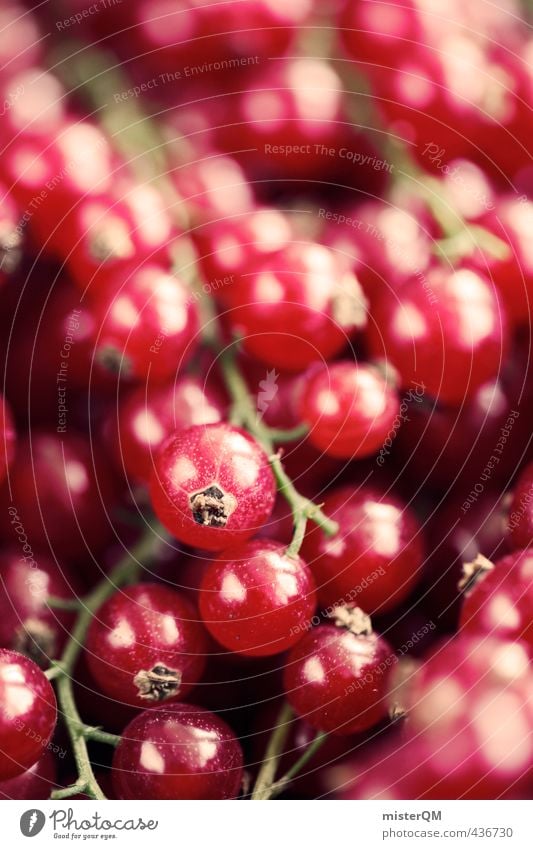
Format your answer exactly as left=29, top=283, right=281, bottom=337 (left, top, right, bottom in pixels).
left=219, top=347, right=339, bottom=556
left=49, top=523, right=168, bottom=800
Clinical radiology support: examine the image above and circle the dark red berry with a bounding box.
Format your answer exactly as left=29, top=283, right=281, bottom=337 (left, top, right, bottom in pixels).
left=113, top=376, right=226, bottom=484
left=301, top=485, right=424, bottom=614
left=199, top=539, right=317, bottom=657
left=284, top=608, right=396, bottom=735
left=0, top=549, right=78, bottom=666
left=86, top=583, right=208, bottom=708
left=460, top=550, right=533, bottom=652
left=299, top=361, right=400, bottom=459
left=150, top=423, right=276, bottom=551
left=112, top=703, right=243, bottom=799
left=0, top=649, right=57, bottom=780
left=228, top=242, right=367, bottom=371
left=367, top=266, right=508, bottom=405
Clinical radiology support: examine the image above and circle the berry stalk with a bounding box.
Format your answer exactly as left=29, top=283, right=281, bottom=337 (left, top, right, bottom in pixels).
left=48, top=523, right=168, bottom=800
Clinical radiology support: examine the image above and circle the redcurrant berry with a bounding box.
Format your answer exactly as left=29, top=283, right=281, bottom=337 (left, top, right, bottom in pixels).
left=228, top=242, right=368, bottom=371
left=199, top=539, right=317, bottom=656
left=367, top=266, right=508, bottom=405
left=112, top=703, right=243, bottom=799
left=284, top=607, right=396, bottom=735
left=459, top=550, right=533, bottom=652
left=86, top=583, right=208, bottom=708
left=0, top=649, right=57, bottom=780
left=301, top=485, right=424, bottom=613
left=113, top=376, right=226, bottom=484
left=0, top=750, right=56, bottom=800
left=299, top=361, right=400, bottom=459
left=89, top=263, right=199, bottom=383
left=0, top=549, right=78, bottom=666
left=150, top=423, right=276, bottom=551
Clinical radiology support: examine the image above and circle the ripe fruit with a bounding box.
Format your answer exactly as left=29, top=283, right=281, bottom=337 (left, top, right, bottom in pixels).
left=0, top=431, right=117, bottom=561
left=0, top=750, right=56, bottom=800
left=112, top=703, right=243, bottom=799
left=459, top=551, right=533, bottom=652
left=301, top=485, right=423, bottom=613
left=89, top=263, right=199, bottom=383
left=507, top=461, right=533, bottom=550
left=199, top=540, right=317, bottom=656
left=405, top=636, right=533, bottom=798
left=299, top=361, right=400, bottom=459
left=114, top=376, right=226, bottom=484
left=228, top=242, right=368, bottom=371
left=86, top=583, right=208, bottom=708
left=0, top=649, right=57, bottom=780
left=367, top=266, right=508, bottom=405
left=150, top=423, right=276, bottom=551
left=0, top=549, right=78, bottom=666
left=284, top=607, right=395, bottom=735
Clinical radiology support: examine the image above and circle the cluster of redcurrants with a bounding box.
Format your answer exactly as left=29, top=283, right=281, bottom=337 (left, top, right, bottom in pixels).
left=0, top=0, right=532, bottom=801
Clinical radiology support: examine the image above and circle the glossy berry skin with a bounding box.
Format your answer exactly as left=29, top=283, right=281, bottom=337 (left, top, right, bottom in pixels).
left=507, top=462, right=533, bottom=550
left=0, top=649, right=57, bottom=780
left=115, top=377, right=226, bottom=484
left=284, top=618, right=395, bottom=735
left=406, top=637, right=533, bottom=798
left=299, top=361, right=400, bottom=459
left=150, top=424, right=276, bottom=551
left=367, top=266, right=508, bottom=405
left=0, top=431, right=117, bottom=561
left=0, top=394, right=15, bottom=484
left=0, top=550, right=78, bottom=666
left=89, top=263, right=199, bottom=383
left=86, top=583, right=208, bottom=708
left=194, top=207, right=292, bottom=309
left=460, top=550, right=533, bottom=653
left=228, top=242, right=367, bottom=371
left=199, top=540, right=317, bottom=657
left=301, top=485, right=424, bottom=613
left=112, top=703, right=243, bottom=799
left=0, top=750, right=56, bottom=800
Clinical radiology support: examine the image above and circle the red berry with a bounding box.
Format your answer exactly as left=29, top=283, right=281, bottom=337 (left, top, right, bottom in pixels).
left=507, top=461, right=533, bottom=550
left=0, top=649, right=57, bottom=780
left=301, top=485, right=423, bottom=614
left=228, top=242, right=367, bottom=371
left=86, top=583, right=208, bottom=708
left=114, top=376, right=226, bottom=484
left=0, top=185, right=23, bottom=283
left=150, top=423, right=276, bottom=551
left=367, top=266, right=508, bottom=405
left=0, top=750, right=56, bottom=800
left=199, top=539, right=317, bottom=657
left=460, top=550, right=533, bottom=652
left=0, top=431, right=117, bottom=561
left=0, top=549, right=78, bottom=666
left=284, top=608, right=395, bottom=735
left=299, top=361, right=400, bottom=459
left=112, top=703, right=243, bottom=799
left=405, top=636, right=533, bottom=798
left=89, top=263, right=199, bottom=383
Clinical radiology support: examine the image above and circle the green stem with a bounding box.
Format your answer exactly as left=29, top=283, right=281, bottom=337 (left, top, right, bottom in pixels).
left=49, top=522, right=168, bottom=800
left=47, top=596, right=84, bottom=611
left=219, top=348, right=339, bottom=556
left=269, top=732, right=328, bottom=799
left=251, top=703, right=294, bottom=800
